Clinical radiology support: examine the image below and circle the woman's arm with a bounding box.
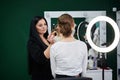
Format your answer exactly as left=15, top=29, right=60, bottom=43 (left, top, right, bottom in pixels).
left=44, top=44, right=52, bottom=59
left=82, top=44, right=88, bottom=77
left=44, top=33, right=55, bottom=59
left=50, top=46, right=56, bottom=78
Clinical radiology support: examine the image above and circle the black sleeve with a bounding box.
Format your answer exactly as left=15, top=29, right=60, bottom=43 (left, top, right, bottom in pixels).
left=27, top=41, right=49, bottom=65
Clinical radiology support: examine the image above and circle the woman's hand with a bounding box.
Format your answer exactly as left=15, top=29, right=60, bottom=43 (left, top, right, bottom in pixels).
left=44, top=33, right=55, bottom=59
left=47, top=33, right=55, bottom=44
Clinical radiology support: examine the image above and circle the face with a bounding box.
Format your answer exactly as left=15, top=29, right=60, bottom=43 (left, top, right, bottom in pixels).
left=36, top=19, right=48, bottom=35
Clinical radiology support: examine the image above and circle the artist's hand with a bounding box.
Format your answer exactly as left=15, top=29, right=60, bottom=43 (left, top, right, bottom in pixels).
left=47, top=33, right=55, bottom=44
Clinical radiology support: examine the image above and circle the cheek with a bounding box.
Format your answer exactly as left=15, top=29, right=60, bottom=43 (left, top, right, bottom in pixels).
left=45, top=25, right=48, bottom=30
left=44, top=26, right=48, bottom=32
left=36, top=27, right=42, bottom=33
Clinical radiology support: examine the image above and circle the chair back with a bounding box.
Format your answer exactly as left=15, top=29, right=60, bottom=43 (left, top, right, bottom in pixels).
left=52, top=77, right=92, bottom=80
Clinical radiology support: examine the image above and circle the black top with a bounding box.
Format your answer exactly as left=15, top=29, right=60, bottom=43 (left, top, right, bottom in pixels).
left=27, top=16, right=53, bottom=80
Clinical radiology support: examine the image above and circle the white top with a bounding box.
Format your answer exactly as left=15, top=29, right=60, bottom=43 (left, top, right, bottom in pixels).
left=50, top=40, right=88, bottom=78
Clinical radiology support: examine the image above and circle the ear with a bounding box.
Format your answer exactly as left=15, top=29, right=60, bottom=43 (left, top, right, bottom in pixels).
left=72, top=22, right=76, bottom=29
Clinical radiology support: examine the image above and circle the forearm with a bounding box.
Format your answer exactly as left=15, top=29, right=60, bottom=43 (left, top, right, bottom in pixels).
left=44, top=44, right=52, bottom=59
left=44, top=33, right=55, bottom=59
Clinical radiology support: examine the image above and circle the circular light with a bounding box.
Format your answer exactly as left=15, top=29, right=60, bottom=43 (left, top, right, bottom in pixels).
left=86, top=16, right=120, bottom=53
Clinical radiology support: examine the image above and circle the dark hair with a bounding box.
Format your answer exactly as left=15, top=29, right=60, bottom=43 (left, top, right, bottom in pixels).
left=57, top=14, right=74, bottom=37
left=29, top=16, right=49, bottom=39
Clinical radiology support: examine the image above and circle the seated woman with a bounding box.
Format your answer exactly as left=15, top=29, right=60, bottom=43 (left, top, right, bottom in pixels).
left=50, top=13, right=88, bottom=79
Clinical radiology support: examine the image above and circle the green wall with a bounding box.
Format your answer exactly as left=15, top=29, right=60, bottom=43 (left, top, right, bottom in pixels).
left=0, top=0, right=119, bottom=80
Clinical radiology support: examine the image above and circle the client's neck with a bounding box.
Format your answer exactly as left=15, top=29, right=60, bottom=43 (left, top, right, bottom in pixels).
left=61, top=35, right=76, bottom=42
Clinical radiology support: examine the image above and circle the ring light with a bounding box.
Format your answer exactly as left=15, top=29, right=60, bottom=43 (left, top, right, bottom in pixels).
left=86, top=16, right=120, bottom=53
left=77, top=21, right=88, bottom=40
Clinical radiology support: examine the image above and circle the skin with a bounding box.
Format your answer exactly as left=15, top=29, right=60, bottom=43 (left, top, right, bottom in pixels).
left=36, top=19, right=48, bottom=35
left=36, top=19, right=50, bottom=46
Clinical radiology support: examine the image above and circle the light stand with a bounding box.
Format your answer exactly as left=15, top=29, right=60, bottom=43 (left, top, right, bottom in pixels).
left=97, top=52, right=107, bottom=80
left=101, top=53, right=107, bottom=80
